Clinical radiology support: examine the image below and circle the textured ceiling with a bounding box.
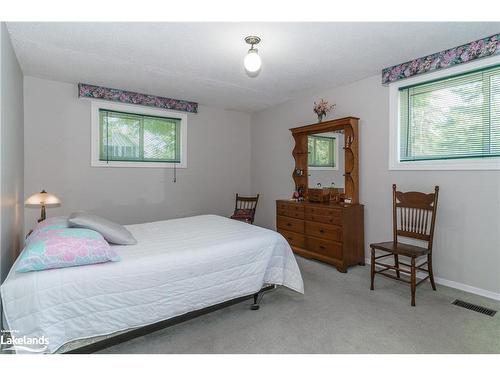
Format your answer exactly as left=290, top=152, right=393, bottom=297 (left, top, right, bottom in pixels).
left=6, top=22, right=500, bottom=112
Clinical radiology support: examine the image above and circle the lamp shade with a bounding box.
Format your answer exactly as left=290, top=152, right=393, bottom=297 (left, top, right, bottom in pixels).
left=25, top=190, right=61, bottom=207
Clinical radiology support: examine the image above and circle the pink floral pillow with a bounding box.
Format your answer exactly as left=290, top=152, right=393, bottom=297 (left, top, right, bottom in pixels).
left=35, top=216, right=69, bottom=231
left=17, top=227, right=120, bottom=272
left=26, top=216, right=69, bottom=244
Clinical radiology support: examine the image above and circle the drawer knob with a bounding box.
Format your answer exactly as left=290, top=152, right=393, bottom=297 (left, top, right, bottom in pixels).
left=319, top=245, right=326, bottom=250
left=287, top=223, right=292, bottom=227
left=319, top=229, right=325, bottom=233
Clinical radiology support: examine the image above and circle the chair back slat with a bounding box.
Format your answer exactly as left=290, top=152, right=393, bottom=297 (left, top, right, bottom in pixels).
left=392, top=184, right=439, bottom=249
left=396, top=207, right=433, bottom=239
left=235, top=194, right=259, bottom=210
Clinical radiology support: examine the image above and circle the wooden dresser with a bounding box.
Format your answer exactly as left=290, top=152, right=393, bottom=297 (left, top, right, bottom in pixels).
left=276, top=199, right=364, bottom=272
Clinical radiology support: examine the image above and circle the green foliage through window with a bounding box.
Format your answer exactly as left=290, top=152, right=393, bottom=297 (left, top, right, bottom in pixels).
left=308, top=135, right=336, bottom=168
left=399, top=64, right=500, bottom=162
left=99, top=109, right=181, bottom=163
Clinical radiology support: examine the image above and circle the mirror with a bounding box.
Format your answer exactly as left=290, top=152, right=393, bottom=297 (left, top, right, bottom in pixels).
left=307, top=132, right=345, bottom=190
left=290, top=116, right=359, bottom=204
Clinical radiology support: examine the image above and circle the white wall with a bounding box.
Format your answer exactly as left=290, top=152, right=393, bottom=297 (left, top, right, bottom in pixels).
left=0, top=23, right=24, bottom=328
left=24, top=76, right=251, bottom=229
left=250, top=74, right=500, bottom=297
left=0, top=23, right=24, bottom=284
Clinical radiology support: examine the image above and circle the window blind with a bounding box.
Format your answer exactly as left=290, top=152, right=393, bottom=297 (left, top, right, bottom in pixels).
left=308, top=135, right=336, bottom=167
left=99, top=109, right=181, bottom=163
left=399, top=64, right=500, bottom=162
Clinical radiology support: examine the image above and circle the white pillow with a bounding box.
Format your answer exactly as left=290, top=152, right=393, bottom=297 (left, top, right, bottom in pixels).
left=68, top=212, right=137, bottom=245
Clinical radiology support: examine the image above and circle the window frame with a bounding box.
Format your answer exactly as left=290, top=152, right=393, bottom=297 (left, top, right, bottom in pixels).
left=389, top=54, right=500, bottom=171
left=91, top=101, right=187, bottom=168
left=308, top=134, right=339, bottom=171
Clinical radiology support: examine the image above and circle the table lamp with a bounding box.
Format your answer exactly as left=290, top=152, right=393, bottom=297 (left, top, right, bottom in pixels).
left=25, top=190, right=61, bottom=222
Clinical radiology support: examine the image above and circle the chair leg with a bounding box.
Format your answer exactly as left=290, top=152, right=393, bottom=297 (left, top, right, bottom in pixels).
left=370, top=247, right=375, bottom=290
left=394, top=254, right=400, bottom=278
left=410, top=257, right=416, bottom=307
left=428, top=253, right=436, bottom=291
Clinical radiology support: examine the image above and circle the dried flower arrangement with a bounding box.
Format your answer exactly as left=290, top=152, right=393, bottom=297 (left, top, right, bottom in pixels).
left=313, top=99, right=336, bottom=122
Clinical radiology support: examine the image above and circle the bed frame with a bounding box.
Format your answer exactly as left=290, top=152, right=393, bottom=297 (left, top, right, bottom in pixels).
left=65, top=285, right=275, bottom=354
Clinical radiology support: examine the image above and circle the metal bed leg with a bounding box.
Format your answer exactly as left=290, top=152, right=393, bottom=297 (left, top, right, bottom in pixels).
left=251, top=292, right=263, bottom=310
left=250, top=285, right=275, bottom=310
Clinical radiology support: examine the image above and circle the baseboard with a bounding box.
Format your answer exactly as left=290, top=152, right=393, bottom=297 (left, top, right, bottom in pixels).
left=365, top=257, right=500, bottom=301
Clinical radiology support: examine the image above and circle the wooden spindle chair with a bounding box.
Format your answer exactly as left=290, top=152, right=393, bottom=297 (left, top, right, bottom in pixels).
left=370, top=184, right=439, bottom=306
left=230, top=194, right=260, bottom=224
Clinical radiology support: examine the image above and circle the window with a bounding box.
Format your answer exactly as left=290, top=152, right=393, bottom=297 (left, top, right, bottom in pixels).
left=399, top=64, right=500, bottom=163
left=308, top=135, right=337, bottom=168
left=99, top=110, right=180, bottom=162
left=91, top=102, right=187, bottom=168
left=389, top=57, right=500, bottom=170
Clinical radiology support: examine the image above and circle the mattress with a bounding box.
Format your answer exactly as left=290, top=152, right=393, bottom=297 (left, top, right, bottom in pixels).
left=1, top=215, right=304, bottom=353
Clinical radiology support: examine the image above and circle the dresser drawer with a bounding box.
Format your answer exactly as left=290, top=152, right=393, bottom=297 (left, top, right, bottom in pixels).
left=277, top=202, right=304, bottom=213
left=277, top=215, right=304, bottom=233
left=278, top=229, right=305, bottom=248
left=305, top=221, right=342, bottom=241
left=278, top=208, right=305, bottom=219
left=305, top=213, right=342, bottom=226
left=305, top=206, right=342, bottom=218
left=307, top=237, right=342, bottom=260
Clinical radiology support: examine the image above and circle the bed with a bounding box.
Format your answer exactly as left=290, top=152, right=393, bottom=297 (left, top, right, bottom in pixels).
left=1, top=214, right=304, bottom=353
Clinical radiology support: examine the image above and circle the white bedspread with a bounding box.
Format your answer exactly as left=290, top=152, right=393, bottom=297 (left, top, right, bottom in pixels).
left=1, top=215, right=303, bottom=353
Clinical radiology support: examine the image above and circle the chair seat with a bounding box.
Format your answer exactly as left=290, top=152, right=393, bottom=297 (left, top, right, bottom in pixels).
left=230, top=215, right=252, bottom=223
left=231, top=208, right=254, bottom=224
left=370, top=241, right=429, bottom=257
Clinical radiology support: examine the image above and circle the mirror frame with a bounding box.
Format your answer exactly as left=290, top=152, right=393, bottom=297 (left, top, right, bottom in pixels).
left=290, top=116, right=360, bottom=204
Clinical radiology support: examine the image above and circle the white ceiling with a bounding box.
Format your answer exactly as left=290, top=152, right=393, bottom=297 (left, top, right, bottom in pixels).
left=6, top=22, right=500, bottom=113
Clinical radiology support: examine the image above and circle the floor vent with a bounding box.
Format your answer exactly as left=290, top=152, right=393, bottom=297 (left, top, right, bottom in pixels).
left=452, top=299, right=497, bottom=317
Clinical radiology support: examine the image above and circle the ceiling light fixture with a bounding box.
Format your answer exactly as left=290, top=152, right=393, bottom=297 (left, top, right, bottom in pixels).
left=243, top=36, right=262, bottom=77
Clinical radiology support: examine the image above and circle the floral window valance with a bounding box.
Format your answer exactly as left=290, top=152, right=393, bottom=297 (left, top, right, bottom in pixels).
left=78, top=83, right=198, bottom=113
left=382, top=33, right=499, bottom=84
